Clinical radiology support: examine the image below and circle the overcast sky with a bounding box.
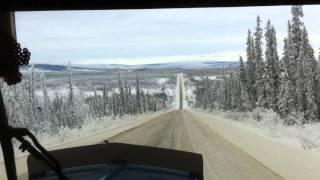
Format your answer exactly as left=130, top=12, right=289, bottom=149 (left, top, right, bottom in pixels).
left=16, top=5, right=320, bottom=65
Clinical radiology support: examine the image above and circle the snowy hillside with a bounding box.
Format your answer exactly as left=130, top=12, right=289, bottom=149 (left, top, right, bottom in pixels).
left=20, top=61, right=239, bottom=72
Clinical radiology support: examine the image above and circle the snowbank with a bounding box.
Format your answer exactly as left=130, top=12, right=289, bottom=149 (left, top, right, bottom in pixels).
left=191, top=110, right=320, bottom=180
left=211, top=109, right=320, bottom=150
left=0, top=111, right=167, bottom=180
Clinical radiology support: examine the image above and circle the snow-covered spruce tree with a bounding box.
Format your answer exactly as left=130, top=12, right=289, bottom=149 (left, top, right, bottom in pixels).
left=135, top=73, right=142, bottom=113
left=231, top=71, right=242, bottom=110
left=279, top=5, right=318, bottom=122
left=146, top=91, right=151, bottom=111
left=51, top=93, right=66, bottom=128
left=64, top=62, right=88, bottom=128
left=93, top=87, right=99, bottom=117
left=29, top=64, right=36, bottom=107
left=221, top=68, right=230, bottom=110
left=67, top=62, right=74, bottom=106
left=212, top=78, right=222, bottom=110
left=1, top=80, right=31, bottom=130
left=118, top=73, right=126, bottom=117
left=128, top=84, right=133, bottom=114
left=132, top=95, right=138, bottom=114
left=192, top=5, right=320, bottom=123
left=28, top=64, right=43, bottom=132
left=193, top=82, right=202, bottom=108
left=119, top=73, right=127, bottom=116
left=218, top=76, right=227, bottom=110
left=226, top=69, right=233, bottom=110
left=153, top=98, right=157, bottom=112
left=239, top=56, right=250, bottom=111
left=245, top=29, right=257, bottom=109
left=291, top=6, right=304, bottom=61
left=316, top=51, right=320, bottom=119
left=160, top=84, right=167, bottom=109
left=229, top=69, right=236, bottom=109
left=124, top=79, right=129, bottom=114
left=41, top=73, right=50, bottom=108
left=66, top=61, right=77, bottom=128
left=264, top=20, right=280, bottom=111
left=278, top=69, right=297, bottom=122
left=40, top=73, right=53, bottom=130
left=280, top=28, right=298, bottom=117
left=299, top=27, right=318, bottom=122
left=103, top=82, right=108, bottom=116
left=282, top=6, right=303, bottom=113
left=202, top=74, right=211, bottom=110
left=288, top=6, right=304, bottom=115
left=254, top=16, right=267, bottom=108
left=28, top=64, right=36, bottom=122
left=141, top=91, right=147, bottom=112
left=112, top=94, right=118, bottom=118
left=192, top=66, right=242, bottom=111
left=222, top=66, right=242, bottom=111
left=208, top=79, right=219, bottom=111
left=295, top=44, right=306, bottom=114
left=282, top=22, right=296, bottom=83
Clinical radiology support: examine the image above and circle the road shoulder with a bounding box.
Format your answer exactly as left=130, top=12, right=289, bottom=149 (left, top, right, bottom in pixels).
left=189, top=110, right=320, bottom=180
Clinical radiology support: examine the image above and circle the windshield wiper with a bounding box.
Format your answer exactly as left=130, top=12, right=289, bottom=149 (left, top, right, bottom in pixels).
left=0, top=23, right=68, bottom=180
left=11, top=126, right=70, bottom=180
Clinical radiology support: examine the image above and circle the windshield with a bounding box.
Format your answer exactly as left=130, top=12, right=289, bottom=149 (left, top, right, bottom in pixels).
left=1, top=5, right=320, bottom=180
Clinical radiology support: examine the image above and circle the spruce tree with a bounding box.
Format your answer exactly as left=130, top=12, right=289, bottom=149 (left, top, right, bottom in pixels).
left=246, top=29, right=256, bottom=108
left=40, top=73, right=52, bottom=127
left=254, top=16, right=266, bottom=108
left=136, top=73, right=142, bottom=113
left=264, top=20, right=280, bottom=111
left=103, top=82, right=108, bottom=116
left=278, top=69, right=296, bottom=119
left=118, top=73, right=125, bottom=116
left=300, top=27, right=318, bottom=121
left=239, top=56, right=249, bottom=111
left=291, top=6, right=304, bottom=60
left=67, top=61, right=74, bottom=106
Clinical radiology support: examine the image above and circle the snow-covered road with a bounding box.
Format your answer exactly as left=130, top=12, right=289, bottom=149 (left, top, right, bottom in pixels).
left=175, top=73, right=186, bottom=109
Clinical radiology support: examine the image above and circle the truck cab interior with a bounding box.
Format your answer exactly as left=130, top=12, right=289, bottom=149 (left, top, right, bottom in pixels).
left=0, top=0, right=318, bottom=180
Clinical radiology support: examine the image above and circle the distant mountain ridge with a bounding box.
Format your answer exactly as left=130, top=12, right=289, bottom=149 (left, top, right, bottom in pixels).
left=20, top=61, right=239, bottom=72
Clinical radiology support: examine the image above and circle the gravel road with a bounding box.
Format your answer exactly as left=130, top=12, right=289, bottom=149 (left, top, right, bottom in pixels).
left=108, top=110, right=283, bottom=180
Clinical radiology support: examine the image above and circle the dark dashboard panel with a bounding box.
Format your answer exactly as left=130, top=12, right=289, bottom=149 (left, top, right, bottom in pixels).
left=2, top=0, right=320, bottom=11
left=32, top=164, right=196, bottom=180
left=28, top=143, right=203, bottom=180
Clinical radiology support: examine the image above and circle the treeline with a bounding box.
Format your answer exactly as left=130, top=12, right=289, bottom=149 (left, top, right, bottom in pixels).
left=1, top=64, right=168, bottom=135
left=193, top=6, right=320, bottom=124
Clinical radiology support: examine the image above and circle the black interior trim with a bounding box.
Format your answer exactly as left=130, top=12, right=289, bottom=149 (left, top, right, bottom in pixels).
left=2, top=0, right=320, bottom=12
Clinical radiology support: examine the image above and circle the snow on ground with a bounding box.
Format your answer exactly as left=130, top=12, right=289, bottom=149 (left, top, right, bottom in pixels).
left=35, top=86, right=172, bottom=101
left=192, top=109, right=320, bottom=180
left=0, top=110, right=168, bottom=180
left=155, top=77, right=169, bottom=85
left=207, top=109, right=320, bottom=151
left=193, top=75, right=217, bottom=80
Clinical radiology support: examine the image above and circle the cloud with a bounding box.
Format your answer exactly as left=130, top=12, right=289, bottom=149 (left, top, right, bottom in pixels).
left=15, top=5, right=320, bottom=65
